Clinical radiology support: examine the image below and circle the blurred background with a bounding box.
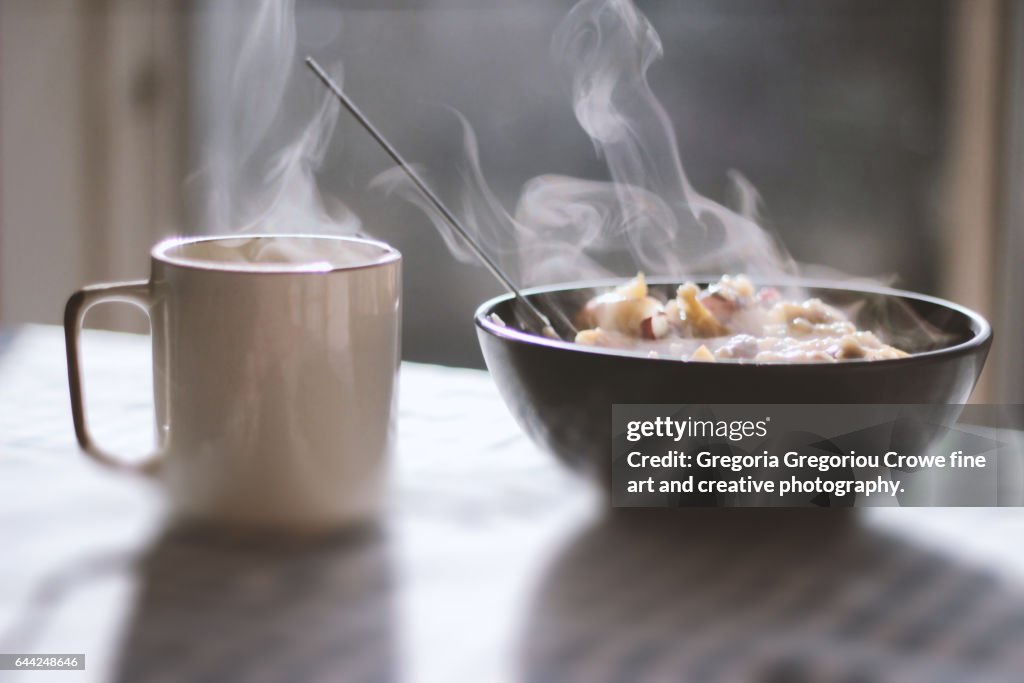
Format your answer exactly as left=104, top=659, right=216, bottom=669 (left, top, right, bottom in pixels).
left=0, top=0, right=1021, bottom=398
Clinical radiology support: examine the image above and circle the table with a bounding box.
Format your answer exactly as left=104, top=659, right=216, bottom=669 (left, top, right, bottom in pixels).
left=1, top=326, right=1024, bottom=682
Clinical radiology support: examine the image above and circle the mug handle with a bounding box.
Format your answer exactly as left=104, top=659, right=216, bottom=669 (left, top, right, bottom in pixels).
left=63, top=280, right=162, bottom=475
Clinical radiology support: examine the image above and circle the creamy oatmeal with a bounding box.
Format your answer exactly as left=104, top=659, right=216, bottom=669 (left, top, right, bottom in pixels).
left=573, top=274, right=908, bottom=363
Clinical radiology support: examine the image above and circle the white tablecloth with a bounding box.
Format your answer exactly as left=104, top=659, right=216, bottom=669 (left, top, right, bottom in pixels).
left=1, top=326, right=1023, bottom=682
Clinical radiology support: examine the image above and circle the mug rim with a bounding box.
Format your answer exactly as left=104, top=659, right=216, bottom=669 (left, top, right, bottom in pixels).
left=152, top=233, right=401, bottom=274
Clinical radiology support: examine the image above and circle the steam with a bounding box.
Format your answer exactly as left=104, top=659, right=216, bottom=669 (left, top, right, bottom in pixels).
left=544, top=0, right=797, bottom=280
left=201, top=0, right=791, bottom=280
left=192, top=0, right=359, bottom=241
left=372, top=0, right=796, bottom=287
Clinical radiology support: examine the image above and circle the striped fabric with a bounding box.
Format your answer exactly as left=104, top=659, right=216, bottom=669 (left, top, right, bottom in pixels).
left=521, top=512, right=1024, bottom=682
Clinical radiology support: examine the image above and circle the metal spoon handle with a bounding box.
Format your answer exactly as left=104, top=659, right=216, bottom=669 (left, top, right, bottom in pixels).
left=305, top=57, right=574, bottom=339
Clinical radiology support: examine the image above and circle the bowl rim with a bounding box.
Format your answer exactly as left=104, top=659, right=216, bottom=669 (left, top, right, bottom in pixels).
left=474, top=276, right=992, bottom=367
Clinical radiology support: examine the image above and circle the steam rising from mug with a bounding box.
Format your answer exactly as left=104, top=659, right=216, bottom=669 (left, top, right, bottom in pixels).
left=372, top=0, right=798, bottom=287
left=191, top=0, right=359, bottom=247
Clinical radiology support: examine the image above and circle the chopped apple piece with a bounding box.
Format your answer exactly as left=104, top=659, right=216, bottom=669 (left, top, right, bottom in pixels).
left=575, top=329, right=606, bottom=346
left=677, top=283, right=729, bottom=337
left=615, top=272, right=648, bottom=300
left=640, top=312, right=669, bottom=340
left=691, top=344, right=716, bottom=362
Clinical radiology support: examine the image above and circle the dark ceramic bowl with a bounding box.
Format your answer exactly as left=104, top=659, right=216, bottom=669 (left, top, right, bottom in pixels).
left=475, top=278, right=992, bottom=482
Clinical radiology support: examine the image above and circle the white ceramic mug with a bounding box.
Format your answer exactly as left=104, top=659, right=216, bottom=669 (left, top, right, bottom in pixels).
left=64, top=234, right=401, bottom=530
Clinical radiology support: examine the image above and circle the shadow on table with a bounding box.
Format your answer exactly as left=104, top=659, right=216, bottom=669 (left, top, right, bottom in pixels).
left=112, top=522, right=397, bottom=683
left=520, top=510, right=1024, bottom=682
